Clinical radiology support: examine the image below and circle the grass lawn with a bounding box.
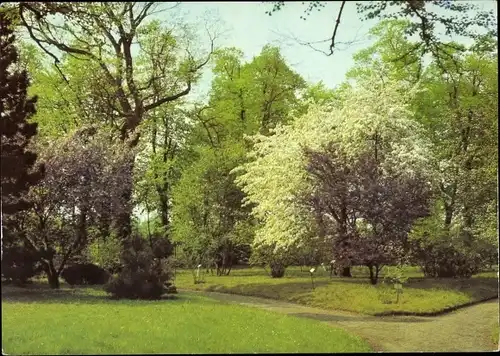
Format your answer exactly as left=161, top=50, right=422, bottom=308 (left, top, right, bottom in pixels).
left=1, top=284, right=371, bottom=355
left=174, top=265, right=498, bottom=315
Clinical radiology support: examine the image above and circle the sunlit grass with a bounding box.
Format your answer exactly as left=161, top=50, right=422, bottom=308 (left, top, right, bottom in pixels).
left=174, top=265, right=498, bottom=315
left=1, top=284, right=371, bottom=355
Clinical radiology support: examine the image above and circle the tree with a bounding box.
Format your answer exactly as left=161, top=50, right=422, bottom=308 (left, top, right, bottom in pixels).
left=171, top=45, right=305, bottom=275
left=0, top=12, right=44, bottom=215
left=11, top=129, right=132, bottom=288
left=12, top=2, right=217, bottom=240
left=303, top=143, right=432, bottom=284
left=235, top=76, right=432, bottom=277
left=344, top=19, right=498, bottom=277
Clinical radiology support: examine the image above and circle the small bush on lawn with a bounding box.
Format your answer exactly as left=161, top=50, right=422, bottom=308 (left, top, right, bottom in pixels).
left=1, top=246, right=43, bottom=285
left=105, top=233, right=173, bottom=299
left=61, top=263, right=111, bottom=286
left=250, top=242, right=297, bottom=278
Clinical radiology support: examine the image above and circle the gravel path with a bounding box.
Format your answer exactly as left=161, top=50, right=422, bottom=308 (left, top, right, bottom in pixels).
left=182, top=290, right=499, bottom=352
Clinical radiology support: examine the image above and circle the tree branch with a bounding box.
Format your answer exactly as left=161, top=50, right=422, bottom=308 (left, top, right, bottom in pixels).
left=329, top=1, right=346, bottom=55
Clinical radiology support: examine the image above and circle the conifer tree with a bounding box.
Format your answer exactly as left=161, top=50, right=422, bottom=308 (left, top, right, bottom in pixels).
left=1, top=12, right=44, bottom=215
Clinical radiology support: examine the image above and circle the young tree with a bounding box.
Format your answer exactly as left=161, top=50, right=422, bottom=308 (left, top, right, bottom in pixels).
left=13, top=129, right=132, bottom=288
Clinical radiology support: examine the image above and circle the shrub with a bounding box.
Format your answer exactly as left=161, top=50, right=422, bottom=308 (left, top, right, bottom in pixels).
left=409, top=216, right=497, bottom=278
left=105, top=233, right=173, bottom=300
left=269, top=262, right=286, bottom=278
left=411, top=242, right=482, bottom=278
left=1, top=246, right=42, bottom=285
left=250, top=242, right=296, bottom=278
left=61, top=263, right=111, bottom=285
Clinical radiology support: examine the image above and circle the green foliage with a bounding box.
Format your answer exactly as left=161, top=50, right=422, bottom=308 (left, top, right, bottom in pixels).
left=235, top=75, right=432, bottom=251
left=0, top=13, right=44, bottom=215
left=348, top=19, right=498, bottom=279
left=87, top=234, right=123, bottom=273
left=171, top=45, right=305, bottom=273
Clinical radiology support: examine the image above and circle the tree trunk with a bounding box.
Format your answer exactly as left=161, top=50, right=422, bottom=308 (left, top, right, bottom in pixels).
left=158, top=188, right=170, bottom=228
left=368, top=265, right=376, bottom=284
left=444, top=202, right=454, bottom=228
left=341, top=266, right=352, bottom=277
left=45, top=261, right=60, bottom=289
left=116, top=176, right=133, bottom=242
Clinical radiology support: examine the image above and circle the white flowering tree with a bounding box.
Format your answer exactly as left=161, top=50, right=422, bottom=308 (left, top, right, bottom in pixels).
left=234, top=76, right=433, bottom=274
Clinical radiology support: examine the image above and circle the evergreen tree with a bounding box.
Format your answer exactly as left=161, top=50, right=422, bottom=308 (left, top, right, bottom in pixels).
left=0, top=12, right=44, bottom=215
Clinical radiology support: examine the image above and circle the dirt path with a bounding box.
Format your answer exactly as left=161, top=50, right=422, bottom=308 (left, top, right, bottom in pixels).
left=182, top=290, right=499, bottom=352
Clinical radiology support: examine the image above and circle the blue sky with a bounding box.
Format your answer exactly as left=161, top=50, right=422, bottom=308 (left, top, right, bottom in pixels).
left=173, top=1, right=497, bottom=101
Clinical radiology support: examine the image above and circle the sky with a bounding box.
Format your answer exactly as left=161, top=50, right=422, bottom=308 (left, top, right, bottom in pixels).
left=167, top=1, right=497, bottom=102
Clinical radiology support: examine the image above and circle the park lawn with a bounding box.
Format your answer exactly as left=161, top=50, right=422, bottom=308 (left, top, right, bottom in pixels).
left=1, top=285, right=371, bottom=355
left=174, top=266, right=498, bottom=315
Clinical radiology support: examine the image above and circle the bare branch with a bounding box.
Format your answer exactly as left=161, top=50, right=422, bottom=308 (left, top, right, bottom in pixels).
left=329, top=1, right=346, bottom=55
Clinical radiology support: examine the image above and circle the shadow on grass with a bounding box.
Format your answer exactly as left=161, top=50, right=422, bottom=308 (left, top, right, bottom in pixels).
left=1, top=284, right=193, bottom=306
left=288, top=312, right=432, bottom=323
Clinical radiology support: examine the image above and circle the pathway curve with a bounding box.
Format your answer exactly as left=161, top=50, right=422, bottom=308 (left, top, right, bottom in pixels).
left=181, top=289, right=499, bottom=352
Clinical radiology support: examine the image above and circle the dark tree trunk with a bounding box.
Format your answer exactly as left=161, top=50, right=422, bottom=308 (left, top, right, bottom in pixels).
left=341, top=266, right=352, bottom=277
left=375, top=265, right=381, bottom=282
left=158, top=188, right=169, bottom=228
left=368, top=265, right=375, bottom=284
left=368, top=264, right=380, bottom=285
left=45, top=261, right=60, bottom=289
left=444, top=203, right=454, bottom=228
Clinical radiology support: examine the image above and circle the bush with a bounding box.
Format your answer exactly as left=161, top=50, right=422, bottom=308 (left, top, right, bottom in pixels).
left=1, top=246, right=42, bottom=285
left=250, top=242, right=296, bottom=279
left=409, top=215, right=497, bottom=278
left=61, top=263, right=111, bottom=285
left=105, top=233, right=173, bottom=300
left=411, top=242, right=482, bottom=278
left=269, top=262, right=286, bottom=278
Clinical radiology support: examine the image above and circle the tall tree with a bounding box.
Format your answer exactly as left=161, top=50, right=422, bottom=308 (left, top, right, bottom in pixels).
left=0, top=12, right=44, bottom=216
left=344, top=19, right=498, bottom=276
left=171, top=46, right=306, bottom=274
left=12, top=2, right=217, bottom=240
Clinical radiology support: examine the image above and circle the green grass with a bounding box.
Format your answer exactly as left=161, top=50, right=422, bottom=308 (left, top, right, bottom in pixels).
left=1, top=284, right=371, bottom=354
left=174, top=266, right=498, bottom=315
